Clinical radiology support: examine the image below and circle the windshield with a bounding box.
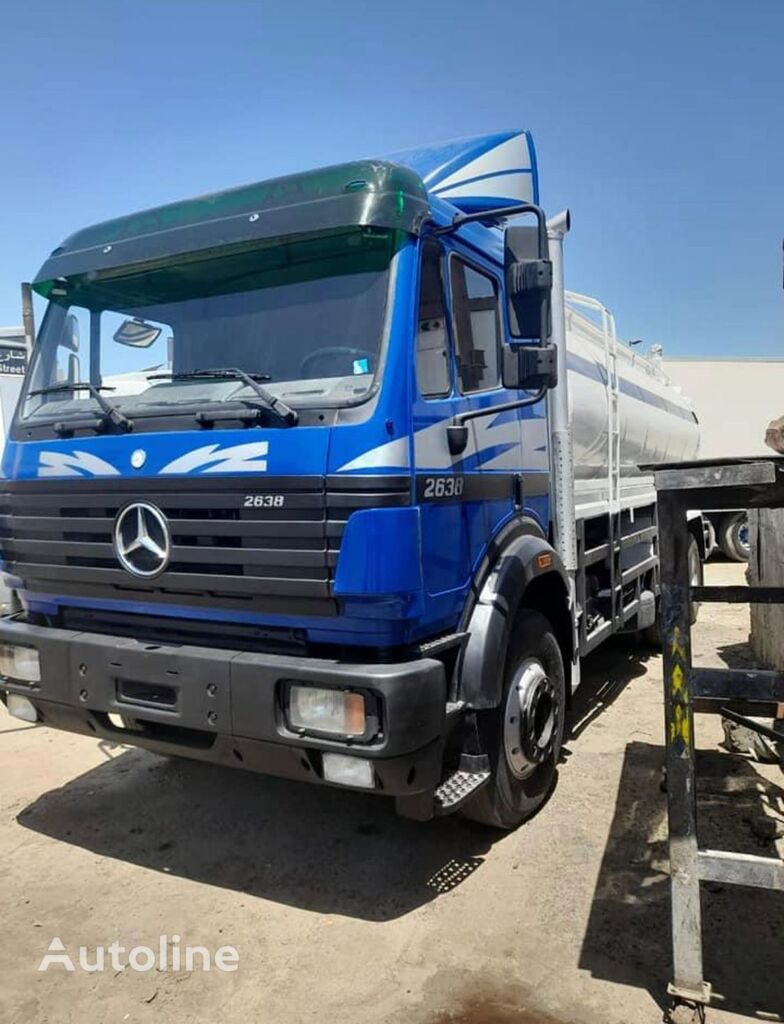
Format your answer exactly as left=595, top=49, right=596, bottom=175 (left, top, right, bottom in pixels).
left=21, top=227, right=402, bottom=428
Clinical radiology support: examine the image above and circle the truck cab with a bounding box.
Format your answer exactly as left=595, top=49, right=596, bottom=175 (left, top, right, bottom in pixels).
left=0, top=132, right=670, bottom=829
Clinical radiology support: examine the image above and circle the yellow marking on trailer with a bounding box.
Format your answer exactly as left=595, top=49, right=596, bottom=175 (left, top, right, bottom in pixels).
left=670, top=625, right=687, bottom=662
left=670, top=705, right=691, bottom=748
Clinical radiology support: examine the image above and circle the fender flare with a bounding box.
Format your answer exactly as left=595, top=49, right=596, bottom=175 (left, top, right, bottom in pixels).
left=457, top=521, right=570, bottom=710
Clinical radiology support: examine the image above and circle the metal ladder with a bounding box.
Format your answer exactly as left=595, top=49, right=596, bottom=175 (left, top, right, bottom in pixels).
left=604, top=309, right=622, bottom=627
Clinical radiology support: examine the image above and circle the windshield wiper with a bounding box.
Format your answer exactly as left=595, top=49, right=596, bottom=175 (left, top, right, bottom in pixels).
left=148, top=368, right=299, bottom=426
left=28, top=382, right=134, bottom=433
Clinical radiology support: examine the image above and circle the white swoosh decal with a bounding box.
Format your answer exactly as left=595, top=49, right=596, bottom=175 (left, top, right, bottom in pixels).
left=38, top=450, right=120, bottom=478
left=160, top=441, right=269, bottom=475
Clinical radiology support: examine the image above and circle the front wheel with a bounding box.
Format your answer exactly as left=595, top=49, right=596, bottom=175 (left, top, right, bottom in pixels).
left=461, top=610, right=566, bottom=830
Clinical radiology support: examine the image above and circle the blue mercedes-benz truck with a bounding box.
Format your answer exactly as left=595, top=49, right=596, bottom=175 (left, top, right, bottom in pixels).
left=0, top=132, right=701, bottom=828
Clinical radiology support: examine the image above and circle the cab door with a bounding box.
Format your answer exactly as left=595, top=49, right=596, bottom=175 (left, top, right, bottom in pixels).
left=412, top=238, right=476, bottom=605
left=447, top=250, right=523, bottom=542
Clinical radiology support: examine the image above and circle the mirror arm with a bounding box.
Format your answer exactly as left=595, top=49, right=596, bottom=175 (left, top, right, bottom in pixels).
left=432, top=203, right=547, bottom=255
left=453, top=388, right=547, bottom=427
left=446, top=388, right=547, bottom=456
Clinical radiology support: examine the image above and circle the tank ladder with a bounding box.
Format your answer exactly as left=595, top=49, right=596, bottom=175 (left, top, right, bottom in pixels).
left=604, top=308, right=622, bottom=627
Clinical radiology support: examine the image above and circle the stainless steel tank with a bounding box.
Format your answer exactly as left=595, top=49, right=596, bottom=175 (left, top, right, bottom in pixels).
left=566, top=302, right=700, bottom=481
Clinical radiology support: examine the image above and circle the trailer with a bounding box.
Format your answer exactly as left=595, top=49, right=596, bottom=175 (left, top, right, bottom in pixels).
left=0, top=131, right=702, bottom=828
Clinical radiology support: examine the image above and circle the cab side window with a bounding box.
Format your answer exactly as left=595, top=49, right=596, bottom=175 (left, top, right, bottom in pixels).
left=416, top=240, right=451, bottom=398
left=450, top=258, right=501, bottom=393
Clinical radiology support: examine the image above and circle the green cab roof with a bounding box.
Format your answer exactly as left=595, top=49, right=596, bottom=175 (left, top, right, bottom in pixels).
left=34, top=160, right=430, bottom=295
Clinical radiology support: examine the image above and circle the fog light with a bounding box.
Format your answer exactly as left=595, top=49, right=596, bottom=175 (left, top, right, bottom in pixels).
left=107, top=712, right=135, bottom=730
left=6, top=693, right=38, bottom=724
left=322, top=753, right=374, bottom=789
left=0, top=643, right=40, bottom=683
left=288, top=685, right=366, bottom=737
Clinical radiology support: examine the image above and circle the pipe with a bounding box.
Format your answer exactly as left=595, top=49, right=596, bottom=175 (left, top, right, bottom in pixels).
left=20, top=282, right=35, bottom=356
left=546, top=210, right=580, bottom=690
left=546, top=211, right=575, bottom=571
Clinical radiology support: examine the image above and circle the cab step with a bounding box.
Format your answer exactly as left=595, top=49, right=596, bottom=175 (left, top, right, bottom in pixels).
left=433, top=753, right=491, bottom=815
left=415, top=631, right=469, bottom=657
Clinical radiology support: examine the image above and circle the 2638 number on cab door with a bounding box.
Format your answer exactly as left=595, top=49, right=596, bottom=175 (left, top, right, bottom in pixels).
left=419, top=475, right=465, bottom=502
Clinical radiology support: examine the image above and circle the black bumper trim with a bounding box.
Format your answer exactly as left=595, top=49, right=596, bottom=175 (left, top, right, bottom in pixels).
left=5, top=698, right=445, bottom=796
left=0, top=615, right=447, bottom=796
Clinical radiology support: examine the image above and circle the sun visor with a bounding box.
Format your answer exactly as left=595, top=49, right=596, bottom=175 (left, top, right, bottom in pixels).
left=33, top=161, right=430, bottom=294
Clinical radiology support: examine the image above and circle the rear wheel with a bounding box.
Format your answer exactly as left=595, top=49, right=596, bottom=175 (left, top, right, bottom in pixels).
left=719, top=512, right=749, bottom=562
left=643, top=535, right=702, bottom=646
left=461, top=610, right=566, bottom=830
left=687, top=535, right=703, bottom=623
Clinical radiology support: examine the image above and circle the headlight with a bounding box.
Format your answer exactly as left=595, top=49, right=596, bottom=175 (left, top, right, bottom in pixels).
left=287, top=684, right=367, bottom=737
left=0, top=644, right=41, bottom=683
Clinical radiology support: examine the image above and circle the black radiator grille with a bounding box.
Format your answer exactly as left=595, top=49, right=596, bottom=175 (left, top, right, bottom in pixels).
left=0, top=475, right=410, bottom=617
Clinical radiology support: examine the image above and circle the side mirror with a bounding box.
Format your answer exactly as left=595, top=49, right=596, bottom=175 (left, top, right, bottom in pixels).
left=504, top=225, right=552, bottom=342
left=502, top=343, right=558, bottom=391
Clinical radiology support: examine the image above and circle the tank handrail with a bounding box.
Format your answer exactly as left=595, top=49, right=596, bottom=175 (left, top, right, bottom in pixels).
left=565, top=289, right=609, bottom=314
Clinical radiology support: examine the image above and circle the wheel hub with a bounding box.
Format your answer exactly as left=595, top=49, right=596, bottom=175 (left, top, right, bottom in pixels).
left=738, top=522, right=750, bottom=556
left=504, top=658, right=559, bottom=779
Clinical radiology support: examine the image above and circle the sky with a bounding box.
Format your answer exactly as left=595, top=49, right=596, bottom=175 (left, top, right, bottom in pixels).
left=1, top=0, right=783, bottom=357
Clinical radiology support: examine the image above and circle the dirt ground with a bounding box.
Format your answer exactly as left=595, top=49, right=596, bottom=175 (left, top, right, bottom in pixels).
left=1, top=562, right=782, bottom=1024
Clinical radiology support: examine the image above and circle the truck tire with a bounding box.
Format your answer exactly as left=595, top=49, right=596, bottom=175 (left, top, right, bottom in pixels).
left=718, top=512, right=749, bottom=562
left=687, top=534, right=703, bottom=623
left=643, top=536, right=702, bottom=646
left=461, top=610, right=566, bottom=830
left=704, top=518, right=717, bottom=559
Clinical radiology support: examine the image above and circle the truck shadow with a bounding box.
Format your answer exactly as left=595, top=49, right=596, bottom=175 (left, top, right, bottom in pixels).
left=569, top=635, right=653, bottom=741
left=579, top=739, right=784, bottom=1018
left=16, top=746, right=497, bottom=921
left=15, top=634, right=655, bottom=923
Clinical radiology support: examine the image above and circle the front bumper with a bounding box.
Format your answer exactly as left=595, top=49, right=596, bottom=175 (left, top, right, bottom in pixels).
left=0, top=615, right=447, bottom=797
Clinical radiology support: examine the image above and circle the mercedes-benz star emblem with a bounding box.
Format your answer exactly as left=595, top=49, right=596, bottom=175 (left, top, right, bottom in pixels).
left=114, top=501, right=171, bottom=578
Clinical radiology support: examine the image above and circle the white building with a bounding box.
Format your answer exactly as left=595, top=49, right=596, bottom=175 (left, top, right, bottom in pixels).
left=662, top=356, right=784, bottom=559
left=663, top=357, right=784, bottom=460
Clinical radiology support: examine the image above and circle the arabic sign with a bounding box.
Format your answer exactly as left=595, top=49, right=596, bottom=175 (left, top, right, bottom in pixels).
left=0, top=345, right=27, bottom=376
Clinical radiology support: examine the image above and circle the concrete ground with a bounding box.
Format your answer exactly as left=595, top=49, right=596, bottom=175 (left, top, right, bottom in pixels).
left=1, top=562, right=782, bottom=1024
